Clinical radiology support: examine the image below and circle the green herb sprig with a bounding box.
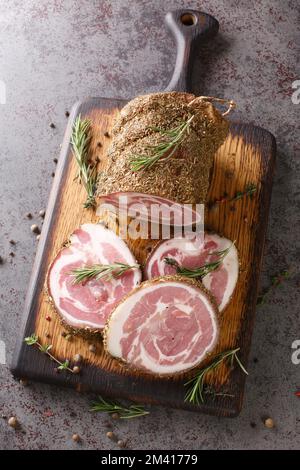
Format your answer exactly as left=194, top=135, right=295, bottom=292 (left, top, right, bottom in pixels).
left=71, top=262, right=140, bottom=284
left=71, top=115, right=98, bottom=209
left=257, top=269, right=291, bottom=306
left=91, top=396, right=149, bottom=419
left=164, top=244, right=232, bottom=279
left=24, top=334, right=74, bottom=373
left=184, top=348, right=248, bottom=405
left=130, top=115, right=195, bottom=172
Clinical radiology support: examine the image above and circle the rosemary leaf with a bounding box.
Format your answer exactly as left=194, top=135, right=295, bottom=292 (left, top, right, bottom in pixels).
left=184, top=348, right=248, bottom=405
left=71, top=115, right=98, bottom=209
left=71, top=262, right=140, bottom=284
left=91, top=396, right=149, bottom=419
left=130, top=115, right=194, bottom=172
left=164, top=244, right=232, bottom=279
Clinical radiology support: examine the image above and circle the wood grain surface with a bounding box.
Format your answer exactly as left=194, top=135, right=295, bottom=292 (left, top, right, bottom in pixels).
left=11, top=97, right=276, bottom=416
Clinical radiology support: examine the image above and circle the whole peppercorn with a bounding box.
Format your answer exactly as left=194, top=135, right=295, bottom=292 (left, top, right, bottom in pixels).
left=104, top=131, right=110, bottom=138
left=9, top=239, right=16, bottom=245
left=51, top=172, right=55, bottom=178
left=65, top=111, right=70, bottom=118
left=111, top=412, right=120, bottom=420
left=106, top=431, right=115, bottom=440
left=39, top=209, right=46, bottom=218
left=117, top=440, right=125, bottom=448
left=9, top=252, right=15, bottom=257
left=26, top=212, right=32, bottom=219
left=30, top=224, right=40, bottom=234
left=88, top=344, right=96, bottom=353
left=72, top=433, right=80, bottom=442
left=72, top=366, right=80, bottom=374
left=49, top=122, right=56, bottom=129
left=264, top=418, right=275, bottom=429
left=8, top=416, right=18, bottom=428
left=73, top=354, right=83, bottom=364
left=53, top=158, right=58, bottom=164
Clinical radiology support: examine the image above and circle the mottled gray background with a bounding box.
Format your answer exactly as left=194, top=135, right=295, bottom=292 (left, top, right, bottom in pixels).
left=0, top=0, right=299, bottom=450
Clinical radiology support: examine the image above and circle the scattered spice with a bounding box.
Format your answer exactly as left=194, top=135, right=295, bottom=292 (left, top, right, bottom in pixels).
left=264, top=417, right=275, bottom=429
left=72, top=433, right=80, bottom=442
left=65, top=111, right=70, bottom=118
left=30, top=224, right=40, bottom=234
left=91, top=396, right=149, bottom=419
left=26, top=212, right=32, bottom=219
left=72, top=366, right=80, bottom=374
left=50, top=122, right=56, bottom=129
left=111, top=412, right=120, bottom=420
left=65, top=334, right=72, bottom=341
left=9, top=252, right=15, bottom=257
left=53, top=158, right=58, bottom=164
left=97, top=142, right=102, bottom=147
left=106, top=431, right=115, bottom=440
left=104, top=131, right=110, bottom=138
left=89, top=344, right=96, bottom=353
left=73, top=354, right=83, bottom=364
left=8, top=417, right=18, bottom=428
left=208, top=183, right=257, bottom=210
left=9, top=239, right=16, bottom=245
left=51, top=172, right=55, bottom=178
left=46, top=315, right=51, bottom=321
left=20, top=379, right=28, bottom=386
left=45, top=332, right=51, bottom=339
left=257, top=269, right=291, bottom=305
left=117, top=440, right=126, bottom=448
left=61, top=331, right=67, bottom=337
left=39, top=209, right=45, bottom=218
left=250, top=422, right=256, bottom=428
left=24, top=333, right=74, bottom=374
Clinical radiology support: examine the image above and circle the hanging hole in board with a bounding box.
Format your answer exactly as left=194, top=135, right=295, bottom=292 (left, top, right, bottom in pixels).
left=180, top=13, right=197, bottom=26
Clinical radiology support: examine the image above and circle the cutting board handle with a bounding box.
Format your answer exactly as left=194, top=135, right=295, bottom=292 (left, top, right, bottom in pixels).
left=165, top=10, right=219, bottom=93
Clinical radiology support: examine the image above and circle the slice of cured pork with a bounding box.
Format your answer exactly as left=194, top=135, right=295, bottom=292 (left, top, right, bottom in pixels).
left=47, top=223, right=141, bottom=333
left=144, top=233, right=239, bottom=311
left=104, top=276, right=219, bottom=376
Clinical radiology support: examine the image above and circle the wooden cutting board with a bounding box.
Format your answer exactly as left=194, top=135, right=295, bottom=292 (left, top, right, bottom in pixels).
left=11, top=10, right=276, bottom=417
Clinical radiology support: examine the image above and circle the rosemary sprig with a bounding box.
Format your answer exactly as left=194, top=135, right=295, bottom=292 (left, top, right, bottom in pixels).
left=91, top=396, right=149, bottom=419
left=71, top=262, right=139, bottom=284
left=71, top=115, right=98, bottom=209
left=164, top=244, right=232, bottom=279
left=24, top=334, right=74, bottom=373
left=130, top=115, right=195, bottom=171
left=257, top=269, right=291, bottom=305
left=184, top=348, right=248, bottom=405
left=209, top=183, right=257, bottom=210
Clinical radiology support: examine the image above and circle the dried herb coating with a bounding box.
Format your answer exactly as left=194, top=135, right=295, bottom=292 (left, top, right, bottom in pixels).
left=97, top=92, right=229, bottom=204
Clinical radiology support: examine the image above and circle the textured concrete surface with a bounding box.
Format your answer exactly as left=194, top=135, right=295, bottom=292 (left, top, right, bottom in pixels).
left=0, top=0, right=299, bottom=450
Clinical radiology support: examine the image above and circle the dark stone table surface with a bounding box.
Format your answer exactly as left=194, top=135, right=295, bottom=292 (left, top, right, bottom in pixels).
left=0, top=0, right=299, bottom=450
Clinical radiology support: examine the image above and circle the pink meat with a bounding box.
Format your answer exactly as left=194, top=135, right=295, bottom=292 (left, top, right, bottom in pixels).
left=47, top=223, right=141, bottom=332
left=105, top=278, right=219, bottom=375
left=144, top=233, right=239, bottom=311
left=97, top=192, right=203, bottom=228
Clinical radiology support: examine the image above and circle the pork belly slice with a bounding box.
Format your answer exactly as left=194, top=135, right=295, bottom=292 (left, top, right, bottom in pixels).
left=104, top=276, right=219, bottom=376
left=47, top=223, right=141, bottom=333
left=97, top=191, right=203, bottom=227
left=145, top=233, right=239, bottom=311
